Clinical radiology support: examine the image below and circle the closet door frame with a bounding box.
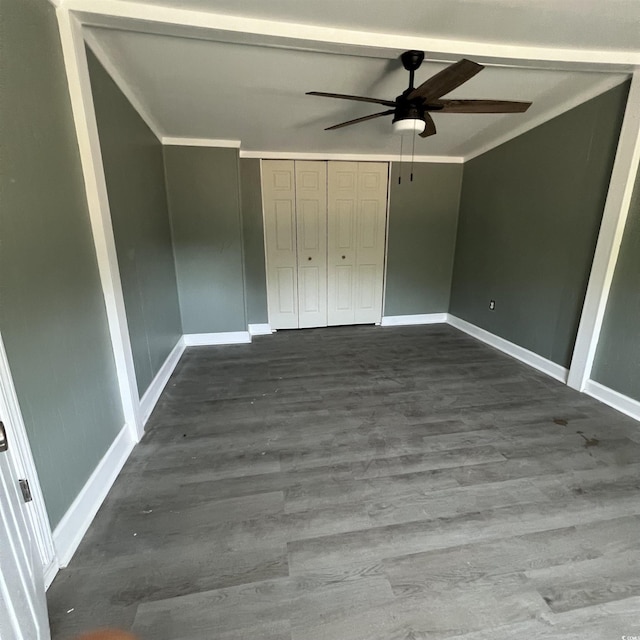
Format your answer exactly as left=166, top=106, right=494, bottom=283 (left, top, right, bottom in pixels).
left=262, top=158, right=390, bottom=330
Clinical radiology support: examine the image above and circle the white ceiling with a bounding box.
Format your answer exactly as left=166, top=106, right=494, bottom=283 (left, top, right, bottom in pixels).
left=80, top=0, right=636, bottom=158
left=122, top=0, right=640, bottom=53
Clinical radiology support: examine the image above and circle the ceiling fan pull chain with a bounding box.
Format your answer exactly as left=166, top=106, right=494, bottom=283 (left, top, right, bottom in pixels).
left=410, top=129, right=416, bottom=182
left=398, top=134, right=404, bottom=184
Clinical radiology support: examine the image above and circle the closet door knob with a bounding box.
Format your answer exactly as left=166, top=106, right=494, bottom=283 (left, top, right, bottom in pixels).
left=342, top=255, right=346, bottom=259
left=308, top=256, right=312, bottom=261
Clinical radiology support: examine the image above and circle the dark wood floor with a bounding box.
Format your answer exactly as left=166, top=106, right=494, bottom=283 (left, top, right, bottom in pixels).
left=47, top=324, right=640, bottom=639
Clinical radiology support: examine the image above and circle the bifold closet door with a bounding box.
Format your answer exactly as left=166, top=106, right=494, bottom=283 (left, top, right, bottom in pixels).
left=262, top=160, right=298, bottom=329
left=295, top=162, right=328, bottom=328
left=263, top=160, right=328, bottom=329
left=327, top=162, right=388, bottom=325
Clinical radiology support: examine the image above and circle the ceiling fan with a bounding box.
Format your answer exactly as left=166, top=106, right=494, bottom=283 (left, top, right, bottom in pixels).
left=307, top=50, right=532, bottom=138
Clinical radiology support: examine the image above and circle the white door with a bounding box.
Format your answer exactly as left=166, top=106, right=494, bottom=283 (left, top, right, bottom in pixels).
left=327, top=162, right=388, bottom=325
left=327, top=162, right=358, bottom=326
left=354, top=163, right=388, bottom=324
left=262, top=160, right=299, bottom=329
left=0, top=417, right=50, bottom=640
left=295, top=162, right=328, bottom=328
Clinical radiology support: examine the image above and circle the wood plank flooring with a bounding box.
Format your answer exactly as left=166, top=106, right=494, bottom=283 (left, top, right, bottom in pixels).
left=47, top=324, right=640, bottom=639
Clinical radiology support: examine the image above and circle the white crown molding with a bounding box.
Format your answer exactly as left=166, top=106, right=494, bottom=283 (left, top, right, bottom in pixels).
left=463, top=74, right=629, bottom=161
left=447, top=315, right=569, bottom=383
left=163, top=137, right=242, bottom=148
left=139, top=337, right=185, bottom=425
left=61, top=0, right=640, bottom=69
left=381, top=313, right=448, bottom=326
left=584, top=379, right=640, bottom=423
left=53, top=423, right=135, bottom=567
left=183, top=331, right=251, bottom=346
left=240, top=150, right=464, bottom=163
left=83, top=27, right=164, bottom=141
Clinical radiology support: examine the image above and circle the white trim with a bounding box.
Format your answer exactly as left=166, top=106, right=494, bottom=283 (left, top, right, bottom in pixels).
left=380, top=162, right=392, bottom=322
left=52, top=424, right=135, bottom=567
left=82, top=28, right=164, bottom=141
left=60, top=0, right=640, bottom=68
left=0, top=334, right=57, bottom=579
left=57, top=9, right=143, bottom=440
left=162, top=137, right=241, bottom=148
left=567, top=72, right=640, bottom=392
left=464, top=75, right=629, bottom=161
left=183, top=331, right=251, bottom=346
left=248, top=323, right=274, bottom=336
left=381, top=313, right=448, bottom=326
left=44, top=560, right=59, bottom=591
left=139, top=338, right=185, bottom=425
left=240, top=150, right=463, bottom=163
left=447, top=315, right=569, bottom=383
left=584, top=379, right=640, bottom=423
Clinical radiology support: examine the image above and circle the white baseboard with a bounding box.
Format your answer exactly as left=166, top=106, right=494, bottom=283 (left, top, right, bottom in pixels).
left=139, top=337, right=185, bottom=425
left=447, top=315, right=569, bottom=383
left=584, top=379, right=640, bottom=422
left=183, top=331, right=251, bottom=346
left=248, top=323, right=274, bottom=336
left=381, top=313, right=448, bottom=326
left=44, top=558, right=59, bottom=590
left=52, top=424, right=135, bottom=568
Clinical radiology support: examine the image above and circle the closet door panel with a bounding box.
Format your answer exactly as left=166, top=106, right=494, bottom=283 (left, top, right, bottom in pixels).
left=354, top=162, right=388, bottom=324
left=296, top=161, right=328, bottom=328
left=263, top=160, right=298, bottom=329
left=328, top=162, right=358, bottom=325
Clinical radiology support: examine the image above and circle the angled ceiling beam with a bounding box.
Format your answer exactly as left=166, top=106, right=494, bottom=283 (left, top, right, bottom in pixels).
left=58, top=0, right=640, bottom=72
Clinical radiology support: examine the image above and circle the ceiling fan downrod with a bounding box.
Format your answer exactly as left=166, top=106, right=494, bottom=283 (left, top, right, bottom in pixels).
left=400, top=50, right=425, bottom=91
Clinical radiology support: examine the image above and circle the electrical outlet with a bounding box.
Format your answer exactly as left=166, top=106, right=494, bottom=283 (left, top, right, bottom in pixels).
left=489, top=300, right=496, bottom=311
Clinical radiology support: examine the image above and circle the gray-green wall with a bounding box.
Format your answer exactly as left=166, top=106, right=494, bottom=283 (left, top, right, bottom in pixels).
left=592, top=170, right=640, bottom=401
left=87, top=49, right=182, bottom=397
left=0, top=0, right=124, bottom=527
left=164, top=147, right=247, bottom=334
left=240, top=159, right=268, bottom=324
left=450, top=83, right=628, bottom=368
left=385, top=163, right=463, bottom=316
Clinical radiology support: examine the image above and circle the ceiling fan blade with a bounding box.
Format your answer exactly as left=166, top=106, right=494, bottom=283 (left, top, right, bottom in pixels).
left=419, top=113, right=437, bottom=138
left=307, top=91, right=397, bottom=108
left=437, top=99, right=532, bottom=113
left=325, top=109, right=395, bottom=131
left=409, top=59, right=484, bottom=102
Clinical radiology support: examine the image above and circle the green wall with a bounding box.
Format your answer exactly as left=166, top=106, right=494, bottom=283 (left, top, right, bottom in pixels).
left=164, top=147, right=247, bottom=334
left=240, top=159, right=269, bottom=324
left=592, top=170, right=640, bottom=400
left=385, top=162, right=463, bottom=316
left=0, top=0, right=124, bottom=527
left=450, top=83, right=628, bottom=368
left=87, top=49, right=182, bottom=397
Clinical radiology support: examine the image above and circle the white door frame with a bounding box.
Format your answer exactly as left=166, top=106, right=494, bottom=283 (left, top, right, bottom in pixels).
left=568, top=71, right=640, bottom=390
left=56, top=8, right=143, bottom=441
left=0, top=332, right=57, bottom=588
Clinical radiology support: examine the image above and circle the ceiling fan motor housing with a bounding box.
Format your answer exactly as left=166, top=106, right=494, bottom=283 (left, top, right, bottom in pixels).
left=392, top=102, right=426, bottom=133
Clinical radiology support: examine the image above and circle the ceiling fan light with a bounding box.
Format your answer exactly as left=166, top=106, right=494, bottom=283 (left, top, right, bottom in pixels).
left=392, top=118, right=426, bottom=135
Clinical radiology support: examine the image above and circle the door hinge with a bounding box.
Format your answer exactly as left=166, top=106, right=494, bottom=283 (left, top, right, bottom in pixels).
left=19, top=478, right=33, bottom=503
